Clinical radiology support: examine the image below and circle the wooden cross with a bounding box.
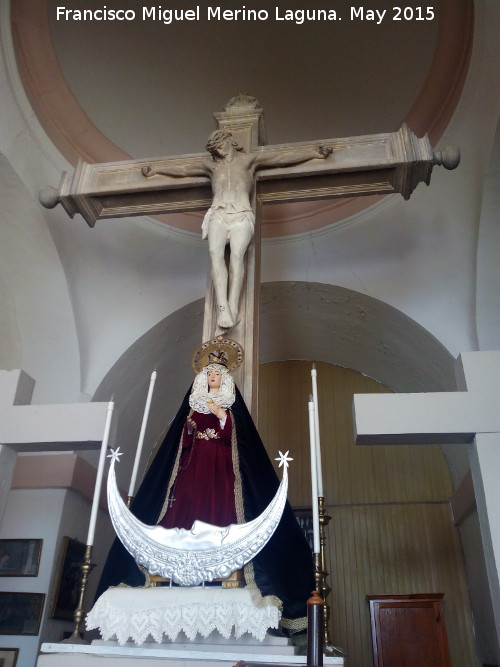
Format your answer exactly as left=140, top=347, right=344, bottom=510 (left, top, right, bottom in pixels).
left=40, top=95, right=459, bottom=414
left=353, top=350, right=500, bottom=650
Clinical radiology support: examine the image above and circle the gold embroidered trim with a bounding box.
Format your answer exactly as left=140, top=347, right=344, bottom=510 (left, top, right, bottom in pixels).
left=138, top=564, right=151, bottom=588
left=232, top=414, right=286, bottom=615
left=234, top=421, right=307, bottom=632
left=233, top=429, right=283, bottom=613
left=156, top=410, right=192, bottom=523
left=243, top=560, right=283, bottom=612
left=280, top=614, right=308, bottom=631
left=231, top=412, right=245, bottom=523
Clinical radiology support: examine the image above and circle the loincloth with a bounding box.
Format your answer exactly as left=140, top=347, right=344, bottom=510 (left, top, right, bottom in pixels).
left=201, top=206, right=255, bottom=240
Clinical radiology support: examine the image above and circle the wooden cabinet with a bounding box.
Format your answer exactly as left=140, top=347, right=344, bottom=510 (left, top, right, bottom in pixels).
left=367, top=594, right=451, bottom=667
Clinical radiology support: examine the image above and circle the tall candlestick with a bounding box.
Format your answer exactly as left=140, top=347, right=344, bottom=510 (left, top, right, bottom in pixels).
left=309, top=398, right=320, bottom=554
left=128, top=370, right=157, bottom=499
left=86, top=401, right=114, bottom=546
left=311, top=365, right=324, bottom=498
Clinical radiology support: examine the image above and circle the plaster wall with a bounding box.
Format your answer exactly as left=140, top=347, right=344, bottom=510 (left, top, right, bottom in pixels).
left=0, top=488, right=66, bottom=667
left=0, top=485, right=112, bottom=667
left=477, top=121, right=500, bottom=351
left=0, top=156, right=80, bottom=404
left=1, top=4, right=206, bottom=401
left=0, top=22, right=208, bottom=400
left=261, top=177, right=478, bottom=358
left=459, top=508, right=499, bottom=665
left=260, top=0, right=500, bottom=360
left=0, top=446, right=17, bottom=523
left=470, top=433, right=500, bottom=659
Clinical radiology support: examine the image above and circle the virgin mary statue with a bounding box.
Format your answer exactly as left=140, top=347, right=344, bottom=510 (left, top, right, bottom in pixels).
left=96, top=337, right=315, bottom=636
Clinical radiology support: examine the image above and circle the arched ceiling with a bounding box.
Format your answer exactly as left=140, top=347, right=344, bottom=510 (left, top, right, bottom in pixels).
left=12, top=0, right=472, bottom=236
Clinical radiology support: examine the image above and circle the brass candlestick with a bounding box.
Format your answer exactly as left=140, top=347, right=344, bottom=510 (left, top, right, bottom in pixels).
left=62, top=544, right=96, bottom=644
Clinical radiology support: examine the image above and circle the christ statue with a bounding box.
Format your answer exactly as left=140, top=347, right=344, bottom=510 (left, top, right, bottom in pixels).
left=142, top=129, right=332, bottom=329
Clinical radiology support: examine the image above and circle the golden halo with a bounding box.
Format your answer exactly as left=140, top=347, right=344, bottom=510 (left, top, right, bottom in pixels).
left=192, top=336, right=244, bottom=374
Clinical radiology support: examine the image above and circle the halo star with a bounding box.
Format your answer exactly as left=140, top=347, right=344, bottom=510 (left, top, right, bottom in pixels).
left=275, top=450, right=293, bottom=468
left=107, top=447, right=123, bottom=463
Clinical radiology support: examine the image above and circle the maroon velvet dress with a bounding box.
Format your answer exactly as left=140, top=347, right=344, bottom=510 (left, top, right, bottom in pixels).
left=157, top=410, right=237, bottom=530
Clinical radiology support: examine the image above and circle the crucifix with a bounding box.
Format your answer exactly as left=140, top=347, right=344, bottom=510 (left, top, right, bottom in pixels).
left=39, top=94, right=459, bottom=414
left=353, top=350, right=500, bottom=657
left=141, top=130, right=332, bottom=331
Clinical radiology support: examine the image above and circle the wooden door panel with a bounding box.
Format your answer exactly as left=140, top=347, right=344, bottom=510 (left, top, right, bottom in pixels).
left=368, top=595, right=451, bottom=667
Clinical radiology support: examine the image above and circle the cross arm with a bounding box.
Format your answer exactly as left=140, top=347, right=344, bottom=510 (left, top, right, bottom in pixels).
left=255, top=125, right=459, bottom=205
left=39, top=154, right=213, bottom=227
left=39, top=125, right=459, bottom=227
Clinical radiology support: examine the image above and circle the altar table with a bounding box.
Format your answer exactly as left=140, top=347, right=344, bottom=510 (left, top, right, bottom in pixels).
left=86, top=586, right=281, bottom=645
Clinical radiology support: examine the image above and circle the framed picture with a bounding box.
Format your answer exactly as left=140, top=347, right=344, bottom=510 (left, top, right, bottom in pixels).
left=0, top=648, right=19, bottom=667
left=50, top=537, right=86, bottom=620
left=0, top=539, right=42, bottom=577
left=294, top=506, right=314, bottom=552
left=0, top=593, right=45, bottom=635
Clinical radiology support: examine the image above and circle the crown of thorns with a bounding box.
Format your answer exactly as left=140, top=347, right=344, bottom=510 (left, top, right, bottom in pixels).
left=206, top=129, right=238, bottom=152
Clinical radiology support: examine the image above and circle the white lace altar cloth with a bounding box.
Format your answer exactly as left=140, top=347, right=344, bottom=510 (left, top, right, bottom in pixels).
left=86, top=586, right=281, bottom=645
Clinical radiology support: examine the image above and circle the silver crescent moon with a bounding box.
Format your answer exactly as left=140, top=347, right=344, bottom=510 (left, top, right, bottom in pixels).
left=107, top=454, right=289, bottom=586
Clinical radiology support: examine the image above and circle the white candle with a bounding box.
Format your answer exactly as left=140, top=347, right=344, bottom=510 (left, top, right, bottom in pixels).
left=311, top=365, right=324, bottom=498
left=128, top=370, right=157, bottom=499
left=308, top=398, right=320, bottom=554
left=86, top=401, right=114, bottom=546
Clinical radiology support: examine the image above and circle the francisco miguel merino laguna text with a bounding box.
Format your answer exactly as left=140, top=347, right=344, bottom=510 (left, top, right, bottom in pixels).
left=55, top=6, right=342, bottom=24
